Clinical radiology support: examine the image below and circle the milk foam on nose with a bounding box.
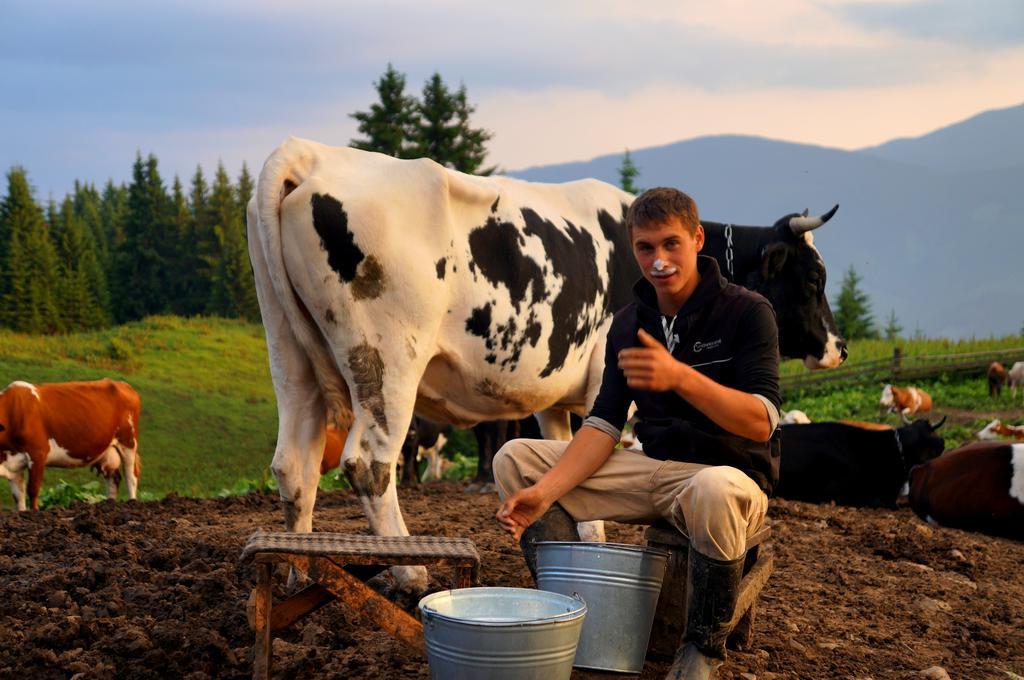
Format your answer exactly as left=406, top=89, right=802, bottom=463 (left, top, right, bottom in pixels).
left=654, top=258, right=666, bottom=271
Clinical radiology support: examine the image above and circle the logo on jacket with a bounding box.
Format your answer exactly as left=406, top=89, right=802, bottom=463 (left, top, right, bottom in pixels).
left=693, top=338, right=722, bottom=353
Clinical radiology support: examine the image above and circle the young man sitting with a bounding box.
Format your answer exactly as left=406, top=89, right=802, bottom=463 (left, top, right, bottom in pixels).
left=494, top=187, right=781, bottom=679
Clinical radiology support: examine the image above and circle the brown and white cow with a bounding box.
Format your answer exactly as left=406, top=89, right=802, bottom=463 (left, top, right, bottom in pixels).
left=909, top=441, right=1024, bottom=540
left=987, top=361, right=1007, bottom=397
left=0, top=379, right=141, bottom=511
left=880, top=384, right=932, bottom=418
left=976, top=419, right=1024, bottom=441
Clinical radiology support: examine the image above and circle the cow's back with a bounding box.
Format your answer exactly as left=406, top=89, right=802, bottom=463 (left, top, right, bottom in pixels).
left=38, top=379, right=139, bottom=455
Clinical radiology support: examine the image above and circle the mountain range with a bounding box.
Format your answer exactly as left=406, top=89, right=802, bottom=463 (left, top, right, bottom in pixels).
left=508, top=103, right=1024, bottom=339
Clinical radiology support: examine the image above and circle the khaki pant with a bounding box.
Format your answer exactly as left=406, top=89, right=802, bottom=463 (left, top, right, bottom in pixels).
left=493, top=439, right=768, bottom=561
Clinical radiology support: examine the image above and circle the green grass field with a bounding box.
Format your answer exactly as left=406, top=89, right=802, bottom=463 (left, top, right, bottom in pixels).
left=0, top=317, right=1020, bottom=508
left=0, top=316, right=280, bottom=506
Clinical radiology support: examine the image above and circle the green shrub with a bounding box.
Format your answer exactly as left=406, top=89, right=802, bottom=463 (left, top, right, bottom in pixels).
left=442, top=453, right=478, bottom=480
left=38, top=480, right=107, bottom=508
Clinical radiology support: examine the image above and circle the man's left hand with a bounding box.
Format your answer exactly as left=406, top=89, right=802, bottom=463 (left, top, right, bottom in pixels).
left=618, top=328, right=686, bottom=391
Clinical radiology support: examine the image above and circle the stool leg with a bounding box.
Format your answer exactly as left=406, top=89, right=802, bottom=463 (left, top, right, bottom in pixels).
left=727, top=603, right=756, bottom=651
left=253, top=563, right=273, bottom=680
left=456, top=566, right=473, bottom=589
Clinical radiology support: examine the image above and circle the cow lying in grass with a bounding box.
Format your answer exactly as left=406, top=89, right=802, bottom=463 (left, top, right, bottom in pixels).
left=880, top=384, right=932, bottom=418
left=976, top=419, right=1024, bottom=441
left=775, top=417, right=946, bottom=507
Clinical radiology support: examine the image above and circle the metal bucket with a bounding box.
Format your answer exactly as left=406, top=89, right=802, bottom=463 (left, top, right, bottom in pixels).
left=537, top=541, right=669, bottom=673
left=418, top=587, right=587, bottom=680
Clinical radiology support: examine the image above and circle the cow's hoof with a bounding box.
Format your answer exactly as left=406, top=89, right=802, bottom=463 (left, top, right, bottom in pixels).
left=465, top=482, right=481, bottom=493
left=392, top=565, right=429, bottom=598
left=477, top=482, right=496, bottom=495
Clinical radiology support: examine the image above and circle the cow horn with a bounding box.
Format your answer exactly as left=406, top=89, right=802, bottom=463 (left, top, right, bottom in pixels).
left=929, top=415, right=948, bottom=431
left=789, top=204, right=839, bottom=236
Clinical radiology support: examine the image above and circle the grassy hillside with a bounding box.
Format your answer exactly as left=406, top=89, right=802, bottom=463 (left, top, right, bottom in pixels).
left=0, top=316, right=279, bottom=506
left=0, top=318, right=1019, bottom=509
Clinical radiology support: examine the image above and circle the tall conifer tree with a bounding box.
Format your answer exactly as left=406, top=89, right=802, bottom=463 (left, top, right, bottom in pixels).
left=183, top=165, right=217, bottom=315
left=350, top=64, right=419, bottom=158
left=99, top=180, right=128, bottom=262
left=618, top=150, right=640, bottom=194
left=168, top=176, right=194, bottom=315
left=207, top=163, right=259, bottom=319
left=112, top=153, right=173, bottom=321
left=0, top=168, right=62, bottom=332
left=832, top=265, right=878, bottom=340
left=54, top=196, right=109, bottom=329
left=411, top=73, right=494, bottom=174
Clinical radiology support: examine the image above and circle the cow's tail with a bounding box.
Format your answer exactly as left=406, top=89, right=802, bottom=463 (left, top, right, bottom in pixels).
left=255, top=136, right=322, bottom=306
left=251, top=138, right=355, bottom=430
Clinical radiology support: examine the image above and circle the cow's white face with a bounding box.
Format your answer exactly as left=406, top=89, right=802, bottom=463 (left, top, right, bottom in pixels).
left=977, top=420, right=1002, bottom=440
left=880, top=384, right=894, bottom=408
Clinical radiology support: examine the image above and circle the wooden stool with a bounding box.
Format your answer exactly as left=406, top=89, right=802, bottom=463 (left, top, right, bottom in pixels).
left=644, top=523, right=774, bottom=659
left=241, top=531, right=481, bottom=679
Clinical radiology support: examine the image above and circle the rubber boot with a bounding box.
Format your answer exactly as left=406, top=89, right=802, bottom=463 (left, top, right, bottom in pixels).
left=519, top=503, right=580, bottom=584
left=666, top=549, right=744, bottom=680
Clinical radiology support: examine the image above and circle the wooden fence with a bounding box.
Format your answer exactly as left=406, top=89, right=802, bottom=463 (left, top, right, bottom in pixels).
left=780, top=347, right=1024, bottom=398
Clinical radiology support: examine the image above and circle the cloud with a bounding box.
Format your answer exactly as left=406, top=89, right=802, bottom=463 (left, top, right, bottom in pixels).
left=835, top=0, right=1024, bottom=48
left=2, top=0, right=1023, bottom=196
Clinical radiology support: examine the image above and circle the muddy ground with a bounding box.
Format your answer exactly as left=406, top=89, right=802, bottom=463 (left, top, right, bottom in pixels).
left=0, top=482, right=1021, bottom=680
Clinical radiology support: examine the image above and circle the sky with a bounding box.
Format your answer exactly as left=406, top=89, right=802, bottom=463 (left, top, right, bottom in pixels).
left=2, top=0, right=1022, bottom=199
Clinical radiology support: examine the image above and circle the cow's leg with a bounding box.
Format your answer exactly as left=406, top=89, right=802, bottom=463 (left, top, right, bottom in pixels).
left=106, top=473, right=120, bottom=500
left=9, top=474, right=27, bottom=512
left=271, top=386, right=327, bottom=534
left=2, top=468, right=27, bottom=512
left=536, top=408, right=573, bottom=441
left=249, top=200, right=334, bottom=536
left=26, top=454, right=46, bottom=510
left=114, top=443, right=139, bottom=500
left=337, top=348, right=432, bottom=593
left=0, top=454, right=29, bottom=511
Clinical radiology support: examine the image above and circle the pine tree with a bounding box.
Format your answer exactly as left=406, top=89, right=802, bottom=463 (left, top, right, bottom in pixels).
left=181, top=165, right=217, bottom=315
left=412, top=73, right=494, bottom=174
left=73, top=181, right=110, bottom=272
left=237, top=163, right=254, bottom=213
left=0, top=167, right=62, bottom=332
left=883, top=309, right=902, bottom=341
left=350, top=64, right=419, bottom=158
left=168, top=176, right=193, bottom=315
left=618, top=149, right=640, bottom=194
left=207, top=163, right=259, bottom=319
left=112, top=153, right=173, bottom=322
left=54, top=196, right=109, bottom=329
left=832, top=265, right=878, bottom=340
left=99, top=180, right=128, bottom=260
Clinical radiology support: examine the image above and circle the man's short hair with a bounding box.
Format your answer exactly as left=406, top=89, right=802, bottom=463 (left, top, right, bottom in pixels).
left=625, top=187, right=700, bottom=234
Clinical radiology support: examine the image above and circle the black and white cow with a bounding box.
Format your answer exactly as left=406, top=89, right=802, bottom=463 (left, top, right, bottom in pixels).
left=775, top=418, right=946, bottom=507
left=909, top=441, right=1024, bottom=540
left=701, top=206, right=847, bottom=368
left=247, top=137, right=846, bottom=591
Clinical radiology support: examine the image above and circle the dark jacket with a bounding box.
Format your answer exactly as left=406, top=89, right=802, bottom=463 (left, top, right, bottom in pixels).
left=587, top=256, right=782, bottom=493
